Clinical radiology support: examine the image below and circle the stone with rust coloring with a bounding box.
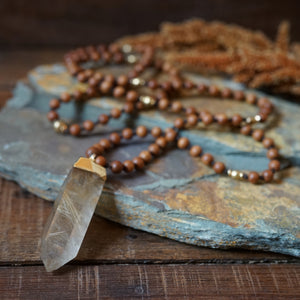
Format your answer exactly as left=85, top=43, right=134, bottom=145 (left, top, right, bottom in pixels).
left=41, top=158, right=106, bottom=271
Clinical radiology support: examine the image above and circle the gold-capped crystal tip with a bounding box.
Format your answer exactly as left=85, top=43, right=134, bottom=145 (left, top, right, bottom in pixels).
left=53, top=120, right=68, bottom=133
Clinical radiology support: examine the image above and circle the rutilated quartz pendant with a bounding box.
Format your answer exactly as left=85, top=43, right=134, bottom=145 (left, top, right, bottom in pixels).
left=41, top=157, right=106, bottom=272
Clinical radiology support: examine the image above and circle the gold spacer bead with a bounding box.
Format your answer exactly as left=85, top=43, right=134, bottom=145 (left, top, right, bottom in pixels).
left=53, top=120, right=68, bottom=134
left=89, top=154, right=97, bottom=162
left=130, top=77, right=146, bottom=86
left=122, top=44, right=132, bottom=53
left=139, top=95, right=156, bottom=108
left=254, top=115, right=262, bottom=122
left=127, top=54, right=137, bottom=64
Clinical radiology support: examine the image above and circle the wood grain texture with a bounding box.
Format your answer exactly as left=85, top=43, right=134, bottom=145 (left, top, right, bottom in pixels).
left=0, top=264, right=299, bottom=299
left=0, top=0, right=300, bottom=47
left=1, top=178, right=294, bottom=265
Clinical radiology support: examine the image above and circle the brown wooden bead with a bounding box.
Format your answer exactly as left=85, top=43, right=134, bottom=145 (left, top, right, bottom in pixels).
left=110, top=108, right=122, bottom=119
left=74, top=90, right=84, bottom=101
left=85, top=146, right=102, bottom=157
left=124, top=102, right=135, bottom=114
left=132, top=157, right=145, bottom=170
left=269, top=160, right=281, bottom=171
left=201, top=153, right=214, bottom=165
left=105, top=74, right=115, bottom=83
left=189, top=145, right=202, bottom=157
left=252, top=129, right=264, bottom=141
left=201, top=113, right=213, bottom=125
left=171, top=101, right=183, bottom=113
left=98, top=114, right=109, bottom=124
left=99, top=138, right=111, bottom=150
left=135, top=102, right=144, bottom=110
left=174, top=118, right=185, bottom=129
left=155, top=137, right=167, bottom=148
left=165, top=129, right=177, bottom=142
left=126, top=90, right=139, bottom=102
left=246, top=94, right=257, bottom=105
left=117, top=75, right=128, bottom=86
left=60, top=92, right=71, bottom=103
left=240, top=125, right=252, bottom=135
left=213, top=162, right=225, bottom=174
left=93, top=144, right=104, bottom=154
left=267, top=148, right=279, bottom=159
left=215, top=113, right=228, bottom=125
left=209, top=85, right=219, bottom=97
left=109, top=132, right=121, bottom=145
left=110, top=161, right=123, bottom=173
left=248, top=171, right=259, bottom=184
left=136, top=125, right=147, bottom=137
left=262, top=169, right=273, bottom=182
left=94, top=72, right=104, bottom=81
left=161, top=81, right=172, bottom=92
left=231, top=114, right=243, bottom=126
left=122, top=128, right=133, bottom=139
left=221, top=88, right=232, bottom=98
left=100, top=81, right=112, bottom=93
left=233, top=90, right=244, bottom=101
left=158, top=98, right=170, bottom=110
left=177, top=137, right=189, bottom=149
left=47, top=110, right=59, bottom=121
left=148, top=144, right=160, bottom=156
left=113, top=86, right=125, bottom=98
left=139, top=150, right=152, bottom=163
left=197, top=83, right=207, bottom=93
left=77, top=71, right=87, bottom=82
left=49, top=98, right=60, bottom=109
left=171, top=78, right=182, bottom=90
left=185, top=106, right=197, bottom=115
left=147, top=79, right=158, bottom=89
left=151, top=126, right=162, bottom=137
left=123, top=160, right=134, bottom=173
left=69, top=124, right=81, bottom=136
left=187, top=114, right=198, bottom=126
left=83, top=120, right=94, bottom=131
left=262, top=137, right=274, bottom=148
left=95, top=156, right=107, bottom=167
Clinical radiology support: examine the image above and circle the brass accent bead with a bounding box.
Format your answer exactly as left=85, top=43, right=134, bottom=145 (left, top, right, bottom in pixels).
left=254, top=114, right=262, bottom=122
left=89, top=154, right=97, bottom=162
left=139, top=95, right=156, bottom=108
left=127, top=54, right=137, bottom=64
left=122, top=44, right=132, bottom=53
left=130, top=77, right=146, bottom=86
left=245, top=117, right=255, bottom=124
left=228, top=169, right=244, bottom=180
left=53, top=120, right=68, bottom=133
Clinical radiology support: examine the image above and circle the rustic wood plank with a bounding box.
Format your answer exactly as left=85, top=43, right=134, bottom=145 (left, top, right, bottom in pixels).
left=0, top=178, right=295, bottom=264
left=0, top=264, right=299, bottom=299
left=0, top=0, right=300, bottom=47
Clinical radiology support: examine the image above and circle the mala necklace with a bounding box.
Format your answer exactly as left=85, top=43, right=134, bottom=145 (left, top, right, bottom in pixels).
left=41, top=43, right=282, bottom=272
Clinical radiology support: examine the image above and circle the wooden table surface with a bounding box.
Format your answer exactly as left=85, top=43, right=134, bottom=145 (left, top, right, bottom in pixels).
left=0, top=49, right=299, bottom=299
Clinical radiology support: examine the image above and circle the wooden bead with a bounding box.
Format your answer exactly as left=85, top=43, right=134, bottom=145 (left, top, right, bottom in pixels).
left=151, top=126, right=162, bottom=137
left=174, top=118, right=185, bottom=129
left=122, top=128, right=133, bottom=139
left=69, top=124, right=81, bottom=136
left=246, top=94, right=257, bottom=105
left=189, top=145, right=202, bottom=157
left=147, top=79, right=158, bottom=89
left=262, top=138, right=274, bottom=148
left=74, top=90, right=84, bottom=101
left=185, top=106, right=197, bottom=115
left=267, top=148, right=279, bottom=159
left=215, top=113, right=228, bottom=125
left=123, top=160, right=134, bottom=173
left=110, top=108, right=122, bottom=119
left=47, top=111, right=59, bottom=121
left=93, top=144, right=104, bottom=154
left=98, top=114, right=109, bottom=124
left=233, top=90, right=244, bottom=101
left=109, top=132, right=121, bottom=145
left=110, top=161, right=123, bottom=173
left=124, top=102, right=135, bottom=114
left=269, top=160, right=281, bottom=171
left=155, top=137, right=167, bottom=148
left=231, top=114, right=243, bottom=126
left=113, top=86, right=125, bottom=98
left=221, top=88, right=232, bottom=98
left=165, top=129, right=177, bottom=142
left=197, top=83, right=207, bottom=93
left=148, top=144, right=160, bottom=156
left=187, top=114, right=198, bottom=126
left=60, top=92, right=71, bottom=103
left=136, top=125, right=147, bottom=137
left=99, top=138, right=111, bottom=150
left=100, top=81, right=112, bottom=93
left=85, top=147, right=100, bottom=157
left=252, top=129, right=264, bottom=141
left=126, top=90, right=138, bottom=102
left=105, top=74, right=115, bottom=83
left=117, top=75, right=128, bottom=86
left=132, top=157, right=145, bottom=170
left=171, top=101, right=183, bottom=113
left=209, top=85, right=219, bottom=97
left=248, top=171, right=259, bottom=184
left=49, top=98, right=60, bottom=109
left=262, top=169, right=273, bottom=182
left=240, top=125, right=252, bottom=135
left=158, top=98, right=169, bottom=110
left=201, top=153, right=213, bottom=165
left=201, top=113, right=213, bottom=125
left=83, top=120, right=94, bottom=131
left=95, top=156, right=107, bottom=167
left=139, top=150, right=152, bottom=163
left=213, top=162, right=225, bottom=174
left=177, top=137, right=189, bottom=149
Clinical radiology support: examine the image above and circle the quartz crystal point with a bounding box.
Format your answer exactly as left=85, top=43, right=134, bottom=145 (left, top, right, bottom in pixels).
left=41, top=157, right=106, bottom=272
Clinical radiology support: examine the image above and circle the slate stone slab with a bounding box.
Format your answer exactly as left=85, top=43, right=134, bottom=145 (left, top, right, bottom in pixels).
left=0, top=64, right=299, bottom=257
